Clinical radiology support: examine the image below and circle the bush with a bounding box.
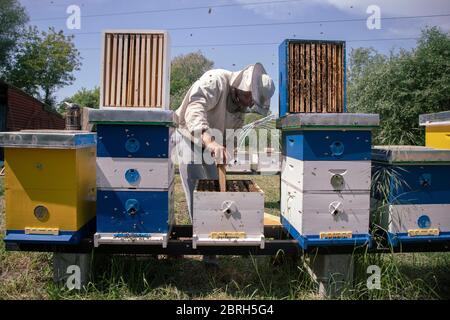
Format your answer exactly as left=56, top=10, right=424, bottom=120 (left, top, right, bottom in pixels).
left=347, top=27, right=450, bottom=145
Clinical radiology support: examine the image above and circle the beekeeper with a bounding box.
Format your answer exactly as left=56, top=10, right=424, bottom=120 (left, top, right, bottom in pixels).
left=175, top=63, right=275, bottom=219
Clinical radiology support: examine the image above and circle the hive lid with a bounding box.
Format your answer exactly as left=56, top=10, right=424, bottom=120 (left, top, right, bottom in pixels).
left=419, top=111, right=450, bottom=126
left=372, top=145, right=450, bottom=163
left=276, top=113, right=379, bottom=130
left=88, top=107, right=175, bottom=125
left=0, top=130, right=96, bottom=149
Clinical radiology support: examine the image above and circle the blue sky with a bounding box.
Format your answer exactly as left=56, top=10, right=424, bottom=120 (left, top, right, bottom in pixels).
left=20, top=0, right=450, bottom=113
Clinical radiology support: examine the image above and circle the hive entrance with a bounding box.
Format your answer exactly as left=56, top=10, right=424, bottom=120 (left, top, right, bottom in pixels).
left=197, top=180, right=258, bottom=192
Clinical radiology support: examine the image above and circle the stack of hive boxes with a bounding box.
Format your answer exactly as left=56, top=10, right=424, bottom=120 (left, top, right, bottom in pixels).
left=278, top=114, right=379, bottom=249
left=91, top=30, right=174, bottom=248
left=370, top=111, right=450, bottom=246
left=371, top=146, right=450, bottom=246
left=277, top=39, right=380, bottom=249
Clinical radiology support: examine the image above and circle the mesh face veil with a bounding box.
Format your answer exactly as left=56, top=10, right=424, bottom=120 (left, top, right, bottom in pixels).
left=229, top=63, right=274, bottom=116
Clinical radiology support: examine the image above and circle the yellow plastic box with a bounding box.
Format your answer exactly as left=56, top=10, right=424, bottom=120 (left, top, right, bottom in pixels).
left=0, top=130, right=96, bottom=243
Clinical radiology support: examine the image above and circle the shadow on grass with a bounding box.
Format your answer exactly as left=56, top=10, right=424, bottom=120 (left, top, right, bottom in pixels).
left=44, top=249, right=450, bottom=300
left=22, top=250, right=450, bottom=300
left=48, top=253, right=317, bottom=300
left=265, top=201, right=280, bottom=210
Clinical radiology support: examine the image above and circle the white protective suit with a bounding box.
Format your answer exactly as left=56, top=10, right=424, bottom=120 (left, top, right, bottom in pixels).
left=175, top=64, right=275, bottom=219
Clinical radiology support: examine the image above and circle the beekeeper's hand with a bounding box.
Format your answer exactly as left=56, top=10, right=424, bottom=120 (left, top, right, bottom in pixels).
left=202, top=132, right=229, bottom=165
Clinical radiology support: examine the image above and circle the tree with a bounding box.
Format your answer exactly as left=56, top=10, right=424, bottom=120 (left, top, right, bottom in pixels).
left=244, top=113, right=264, bottom=125
left=347, top=27, right=450, bottom=145
left=6, top=27, right=81, bottom=107
left=0, top=0, right=28, bottom=76
left=170, top=51, right=214, bottom=110
left=347, top=47, right=386, bottom=84
left=59, top=87, right=100, bottom=112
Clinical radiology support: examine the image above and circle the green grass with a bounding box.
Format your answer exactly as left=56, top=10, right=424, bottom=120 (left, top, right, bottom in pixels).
left=42, top=254, right=320, bottom=300
left=1, top=175, right=450, bottom=300
left=348, top=252, right=450, bottom=299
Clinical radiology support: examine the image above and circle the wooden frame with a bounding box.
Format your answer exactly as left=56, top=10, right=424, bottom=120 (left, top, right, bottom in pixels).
left=283, top=40, right=345, bottom=114
left=100, top=30, right=171, bottom=109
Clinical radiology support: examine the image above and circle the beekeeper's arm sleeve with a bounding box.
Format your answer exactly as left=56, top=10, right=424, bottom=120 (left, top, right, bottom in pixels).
left=184, top=76, right=222, bottom=134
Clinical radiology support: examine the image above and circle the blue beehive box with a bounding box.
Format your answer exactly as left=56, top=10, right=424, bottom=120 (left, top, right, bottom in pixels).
left=89, top=108, right=175, bottom=247
left=277, top=113, right=379, bottom=249
left=372, top=146, right=450, bottom=247
left=279, top=39, right=346, bottom=117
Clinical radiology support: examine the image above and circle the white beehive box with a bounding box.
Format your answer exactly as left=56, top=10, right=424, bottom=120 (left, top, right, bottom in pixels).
left=372, top=146, right=450, bottom=245
left=96, top=157, right=174, bottom=189
left=255, top=151, right=281, bottom=174
left=226, top=151, right=252, bottom=173
left=389, top=204, right=450, bottom=235
left=281, top=181, right=370, bottom=236
left=281, top=157, right=371, bottom=192
left=101, top=30, right=171, bottom=109
left=193, top=180, right=265, bottom=248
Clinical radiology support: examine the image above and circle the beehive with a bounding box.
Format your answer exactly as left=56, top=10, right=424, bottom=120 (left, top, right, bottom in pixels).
left=277, top=113, right=379, bottom=249
left=254, top=151, right=281, bottom=174
left=419, top=111, right=450, bottom=150
left=372, top=146, right=450, bottom=246
left=226, top=151, right=252, bottom=173
left=279, top=40, right=346, bottom=116
left=89, top=108, right=175, bottom=247
left=101, top=30, right=170, bottom=109
left=193, top=180, right=265, bottom=249
left=0, top=130, right=96, bottom=244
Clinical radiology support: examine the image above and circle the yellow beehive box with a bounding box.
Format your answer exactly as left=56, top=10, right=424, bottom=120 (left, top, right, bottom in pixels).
left=420, top=111, right=450, bottom=150
left=0, top=130, right=96, bottom=244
